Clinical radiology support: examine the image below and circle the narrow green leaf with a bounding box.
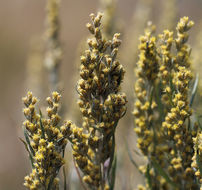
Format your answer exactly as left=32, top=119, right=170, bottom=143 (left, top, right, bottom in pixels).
left=125, top=141, right=139, bottom=170
left=145, top=164, right=152, bottom=190
left=29, top=154, right=34, bottom=168
left=19, top=137, right=34, bottom=168
left=151, top=159, right=177, bottom=188
left=188, top=117, right=191, bottom=131
left=109, top=154, right=117, bottom=190
left=190, top=74, right=199, bottom=107
left=19, top=137, right=29, bottom=152
left=24, top=129, right=35, bottom=156
left=133, top=148, right=142, bottom=156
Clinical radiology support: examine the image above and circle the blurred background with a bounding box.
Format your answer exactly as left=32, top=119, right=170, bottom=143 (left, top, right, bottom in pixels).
left=0, top=0, right=202, bottom=189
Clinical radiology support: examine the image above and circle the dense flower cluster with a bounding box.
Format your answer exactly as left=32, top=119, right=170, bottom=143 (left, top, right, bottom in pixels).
left=133, top=30, right=159, bottom=155
left=158, top=30, right=173, bottom=108
left=162, top=17, right=198, bottom=189
left=134, top=17, right=200, bottom=189
left=65, top=12, right=127, bottom=189
left=133, top=26, right=169, bottom=189
left=23, top=92, right=69, bottom=190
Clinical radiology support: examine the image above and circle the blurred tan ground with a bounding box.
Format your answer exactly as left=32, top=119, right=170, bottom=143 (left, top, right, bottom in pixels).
left=0, top=0, right=202, bottom=189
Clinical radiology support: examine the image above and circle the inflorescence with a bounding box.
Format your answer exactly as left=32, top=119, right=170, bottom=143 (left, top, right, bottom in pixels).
left=134, top=17, right=200, bottom=189
left=23, top=92, right=70, bottom=190
left=64, top=12, right=127, bottom=190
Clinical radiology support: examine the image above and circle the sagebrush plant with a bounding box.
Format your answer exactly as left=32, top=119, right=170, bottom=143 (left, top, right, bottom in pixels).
left=65, top=12, right=126, bottom=190
left=133, top=22, right=166, bottom=189
left=22, top=92, right=70, bottom=190
left=133, top=16, right=201, bottom=189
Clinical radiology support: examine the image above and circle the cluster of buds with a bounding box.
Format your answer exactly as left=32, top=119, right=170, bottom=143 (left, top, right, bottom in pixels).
left=134, top=17, right=200, bottom=189
left=66, top=12, right=127, bottom=189
left=175, top=17, right=194, bottom=68
left=162, top=66, right=197, bottom=188
left=133, top=30, right=159, bottom=155
left=23, top=92, right=70, bottom=190
left=162, top=18, right=198, bottom=189
left=158, top=30, right=174, bottom=108
left=133, top=28, right=169, bottom=189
